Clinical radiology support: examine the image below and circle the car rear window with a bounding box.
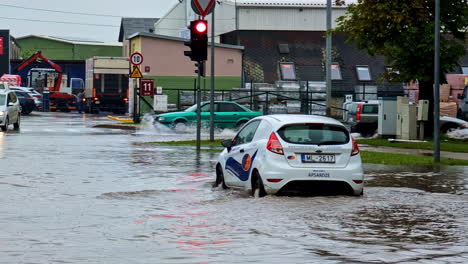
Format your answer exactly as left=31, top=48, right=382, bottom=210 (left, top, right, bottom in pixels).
left=362, top=104, right=378, bottom=114
left=277, top=123, right=350, bottom=145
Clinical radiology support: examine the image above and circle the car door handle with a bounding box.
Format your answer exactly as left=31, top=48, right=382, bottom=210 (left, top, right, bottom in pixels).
left=240, top=149, right=245, bottom=153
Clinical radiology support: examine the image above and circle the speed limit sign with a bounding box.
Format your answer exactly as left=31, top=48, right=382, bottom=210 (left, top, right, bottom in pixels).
left=130, top=52, right=143, bottom=66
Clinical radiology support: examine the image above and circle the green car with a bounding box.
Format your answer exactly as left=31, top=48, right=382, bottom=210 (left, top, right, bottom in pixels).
left=154, top=101, right=263, bottom=129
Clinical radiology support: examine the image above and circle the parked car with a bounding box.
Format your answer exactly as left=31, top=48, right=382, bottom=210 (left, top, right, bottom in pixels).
left=10, top=86, right=42, bottom=110
left=0, top=85, right=21, bottom=131
left=440, top=116, right=468, bottom=133
left=13, top=90, right=35, bottom=115
left=214, top=115, right=364, bottom=197
left=343, top=101, right=379, bottom=137
left=154, top=101, right=263, bottom=129
left=457, top=84, right=468, bottom=121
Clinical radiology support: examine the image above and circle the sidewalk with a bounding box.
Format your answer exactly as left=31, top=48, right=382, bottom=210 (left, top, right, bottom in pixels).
left=359, top=145, right=468, bottom=161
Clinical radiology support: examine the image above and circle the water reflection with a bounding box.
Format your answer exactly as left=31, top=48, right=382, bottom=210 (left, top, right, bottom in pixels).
left=365, top=164, right=468, bottom=194
left=0, top=132, right=4, bottom=159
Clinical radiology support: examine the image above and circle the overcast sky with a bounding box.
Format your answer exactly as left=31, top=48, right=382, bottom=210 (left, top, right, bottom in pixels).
left=0, top=0, right=179, bottom=42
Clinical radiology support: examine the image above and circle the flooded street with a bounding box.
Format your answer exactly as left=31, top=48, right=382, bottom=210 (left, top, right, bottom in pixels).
left=0, top=113, right=467, bottom=264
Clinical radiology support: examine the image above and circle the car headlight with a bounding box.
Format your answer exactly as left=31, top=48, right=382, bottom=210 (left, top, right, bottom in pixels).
left=157, top=117, right=165, bottom=121
left=0, top=111, right=4, bottom=116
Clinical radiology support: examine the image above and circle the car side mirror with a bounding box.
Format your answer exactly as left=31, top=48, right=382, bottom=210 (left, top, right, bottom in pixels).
left=221, top=139, right=233, bottom=152
left=458, top=94, right=464, bottom=100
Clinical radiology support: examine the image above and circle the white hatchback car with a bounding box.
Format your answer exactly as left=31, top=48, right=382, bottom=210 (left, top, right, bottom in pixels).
left=215, top=115, right=364, bottom=197
left=0, top=84, right=21, bottom=131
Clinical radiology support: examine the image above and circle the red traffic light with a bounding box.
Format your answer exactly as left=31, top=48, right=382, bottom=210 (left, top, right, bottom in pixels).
left=194, top=21, right=207, bottom=33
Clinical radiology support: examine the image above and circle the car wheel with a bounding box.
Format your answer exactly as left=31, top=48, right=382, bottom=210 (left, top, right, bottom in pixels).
left=235, top=120, right=247, bottom=130
left=173, top=120, right=187, bottom=132
left=213, top=164, right=228, bottom=189
left=1, top=117, right=8, bottom=132
left=13, top=115, right=20, bottom=130
left=251, top=170, right=266, bottom=198
left=441, top=123, right=458, bottom=134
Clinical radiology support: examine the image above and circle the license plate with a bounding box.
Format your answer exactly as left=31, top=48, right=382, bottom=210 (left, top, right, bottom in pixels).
left=95, top=101, right=100, bottom=105
left=301, top=154, right=335, bottom=163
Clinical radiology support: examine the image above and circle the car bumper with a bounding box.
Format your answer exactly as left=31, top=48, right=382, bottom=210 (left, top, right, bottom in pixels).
left=259, top=156, right=364, bottom=195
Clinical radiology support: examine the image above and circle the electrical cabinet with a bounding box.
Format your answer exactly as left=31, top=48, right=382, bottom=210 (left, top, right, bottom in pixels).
left=378, top=97, right=397, bottom=136
left=417, top=100, right=429, bottom=121
left=396, top=97, right=410, bottom=138
left=399, top=104, right=418, bottom=140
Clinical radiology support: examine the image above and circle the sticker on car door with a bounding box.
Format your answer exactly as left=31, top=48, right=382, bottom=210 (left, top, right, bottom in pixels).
left=225, top=150, right=258, bottom=181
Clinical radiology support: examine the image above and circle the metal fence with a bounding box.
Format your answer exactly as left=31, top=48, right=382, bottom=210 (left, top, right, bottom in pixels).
left=163, top=80, right=405, bottom=117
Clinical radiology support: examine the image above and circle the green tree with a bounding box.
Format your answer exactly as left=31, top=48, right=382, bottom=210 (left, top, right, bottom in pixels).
left=335, top=0, right=467, bottom=135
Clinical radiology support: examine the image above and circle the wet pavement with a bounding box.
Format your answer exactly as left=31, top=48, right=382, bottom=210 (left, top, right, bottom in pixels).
left=0, top=112, right=467, bottom=264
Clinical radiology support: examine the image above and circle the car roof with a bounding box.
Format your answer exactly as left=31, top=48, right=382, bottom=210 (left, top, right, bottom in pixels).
left=201, top=101, right=239, bottom=104
left=258, top=114, right=345, bottom=128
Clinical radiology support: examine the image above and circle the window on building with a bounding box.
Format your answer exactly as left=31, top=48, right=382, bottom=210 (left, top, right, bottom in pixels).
left=331, top=64, right=342, bottom=80
left=462, top=66, right=468, bottom=75
left=356, top=66, right=372, bottom=81
left=279, top=62, right=297, bottom=81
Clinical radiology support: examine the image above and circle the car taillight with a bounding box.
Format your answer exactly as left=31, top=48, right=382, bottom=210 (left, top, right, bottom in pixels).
left=351, top=138, right=360, bottom=156
left=94, top=97, right=99, bottom=101
left=266, top=132, right=284, bottom=155
left=356, top=104, right=362, bottom=121
left=26, top=98, right=34, bottom=101
left=33, top=95, right=41, bottom=98
left=123, top=98, right=129, bottom=102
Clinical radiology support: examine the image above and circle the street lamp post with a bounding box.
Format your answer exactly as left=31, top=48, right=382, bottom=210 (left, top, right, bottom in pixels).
left=326, top=0, right=332, bottom=116
left=434, top=0, right=440, bottom=163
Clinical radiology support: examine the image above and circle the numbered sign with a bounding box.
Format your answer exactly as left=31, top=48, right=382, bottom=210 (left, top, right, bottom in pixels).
left=141, top=79, right=155, bottom=97
left=130, top=52, right=144, bottom=66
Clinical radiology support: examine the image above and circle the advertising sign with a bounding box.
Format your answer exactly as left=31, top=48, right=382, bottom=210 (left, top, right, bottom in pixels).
left=141, top=79, right=155, bottom=97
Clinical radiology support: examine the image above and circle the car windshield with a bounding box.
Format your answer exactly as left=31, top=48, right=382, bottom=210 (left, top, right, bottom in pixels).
left=0, top=94, right=5, bottom=105
left=278, top=123, right=350, bottom=145
left=362, top=104, right=378, bottom=114
left=184, top=104, right=198, bottom=112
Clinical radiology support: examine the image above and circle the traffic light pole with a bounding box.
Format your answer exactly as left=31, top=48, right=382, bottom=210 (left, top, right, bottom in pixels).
left=196, top=61, right=202, bottom=151
left=209, top=6, right=216, bottom=142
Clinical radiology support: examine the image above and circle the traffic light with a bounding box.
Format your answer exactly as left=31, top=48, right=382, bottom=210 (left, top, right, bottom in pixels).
left=184, top=20, right=208, bottom=62
left=195, top=61, right=205, bottom=77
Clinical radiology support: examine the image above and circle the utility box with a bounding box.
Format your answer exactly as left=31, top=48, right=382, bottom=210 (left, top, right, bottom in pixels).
left=417, top=100, right=429, bottom=121
left=399, top=104, right=418, bottom=140
left=378, top=97, right=397, bottom=136
left=396, top=97, right=410, bottom=138
left=154, top=95, right=168, bottom=113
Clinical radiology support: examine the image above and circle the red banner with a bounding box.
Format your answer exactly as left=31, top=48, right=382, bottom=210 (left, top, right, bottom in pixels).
left=0, top=38, right=3, bottom=55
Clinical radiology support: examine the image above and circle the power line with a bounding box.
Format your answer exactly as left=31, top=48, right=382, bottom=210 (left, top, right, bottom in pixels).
left=0, top=16, right=119, bottom=27
left=0, top=3, right=121, bottom=18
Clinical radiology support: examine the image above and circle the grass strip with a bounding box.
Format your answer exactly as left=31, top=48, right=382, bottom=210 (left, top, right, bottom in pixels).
left=357, top=138, right=468, bottom=153
left=149, top=140, right=468, bottom=166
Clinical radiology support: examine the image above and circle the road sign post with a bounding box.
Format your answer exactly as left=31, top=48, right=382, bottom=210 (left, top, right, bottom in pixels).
left=130, top=52, right=144, bottom=123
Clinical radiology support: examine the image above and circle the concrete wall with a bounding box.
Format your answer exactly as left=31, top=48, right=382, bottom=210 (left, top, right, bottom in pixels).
left=138, top=36, right=242, bottom=77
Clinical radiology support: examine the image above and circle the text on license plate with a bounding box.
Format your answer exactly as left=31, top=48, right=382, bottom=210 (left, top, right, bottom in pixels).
left=301, top=154, right=335, bottom=163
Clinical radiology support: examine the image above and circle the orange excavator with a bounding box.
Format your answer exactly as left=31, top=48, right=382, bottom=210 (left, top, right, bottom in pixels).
left=16, top=51, right=76, bottom=112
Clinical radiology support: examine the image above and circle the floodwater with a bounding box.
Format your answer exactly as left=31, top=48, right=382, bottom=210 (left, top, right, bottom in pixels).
left=0, top=113, right=467, bottom=264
